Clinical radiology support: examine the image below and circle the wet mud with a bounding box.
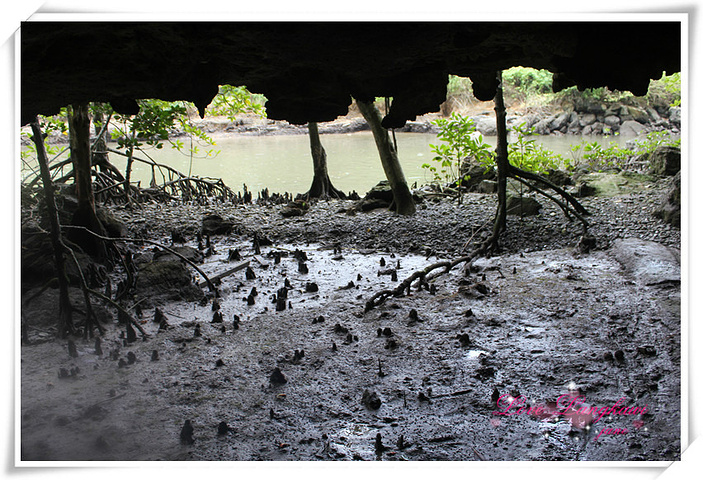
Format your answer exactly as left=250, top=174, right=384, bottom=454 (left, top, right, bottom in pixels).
left=21, top=230, right=680, bottom=461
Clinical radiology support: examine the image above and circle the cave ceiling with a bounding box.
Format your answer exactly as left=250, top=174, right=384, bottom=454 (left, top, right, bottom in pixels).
left=20, top=21, right=681, bottom=127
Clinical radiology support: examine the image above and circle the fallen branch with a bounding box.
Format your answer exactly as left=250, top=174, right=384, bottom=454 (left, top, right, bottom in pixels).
left=198, top=260, right=250, bottom=288
left=365, top=235, right=495, bottom=312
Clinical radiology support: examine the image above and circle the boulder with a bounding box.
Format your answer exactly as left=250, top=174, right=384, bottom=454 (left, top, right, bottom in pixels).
left=357, top=181, right=394, bottom=211
left=610, top=237, right=680, bottom=286
left=96, top=208, right=128, bottom=238
left=625, top=106, right=650, bottom=124
left=137, top=260, right=204, bottom=303
left=364, top=181, right=395, bottom=203
left=619, top=120, right=645, bottom=136
left=653, top=171, right=681, bottom=227
left=604, top=115, right=621, bottom=127
left=473, top=115, right=497, bottom=136
left=572, top=98, right=606, bottom=115
left=546, top=169, right=573, bottom=186
left=646, top=106, right=662, bottom=123
left=648, top=145, right=681, bottom=176
left=506, top=195, right=542, bottom=216
left=201, top=214, right=234, bottom=236
left=668, top=106, right=681, bottom=127
left=549, top=112, right=570, bottom=131
left=533, top=118, right=552, bottom=135
left=574, top=182, right=597, bottom=197
left=589, top=122, right=605, bottom=135
left=579, top=112, right=597, bottom=127
left=460, top=158, right=496, bottom=190
left=477, top=179, right=497, bottom=194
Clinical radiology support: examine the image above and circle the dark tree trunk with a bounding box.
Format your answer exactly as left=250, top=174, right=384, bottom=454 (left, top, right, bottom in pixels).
left=356, top=99, right=416, bottom=215
left=68, top=103, right=106, bottom=257
left=493, top=71, right=510, bottom=240
left=304, top=122, right=346, bottom=199
left=30, top=118, right=75, bottom=337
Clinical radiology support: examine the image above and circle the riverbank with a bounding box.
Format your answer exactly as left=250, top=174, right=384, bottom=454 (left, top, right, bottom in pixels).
left=188, top=96, right=681, bottom=139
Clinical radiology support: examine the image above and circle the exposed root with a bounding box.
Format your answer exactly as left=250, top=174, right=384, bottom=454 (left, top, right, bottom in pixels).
left=364, top=235, right=496, bottom=312
left=61, top=225, right=218, bottom=293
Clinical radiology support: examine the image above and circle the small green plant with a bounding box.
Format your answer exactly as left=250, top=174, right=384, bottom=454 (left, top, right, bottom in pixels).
left=631, top=131, right=680, bottom=156
left=569, top=140, right=630, bottom=172
left=508, top=123, right=565, bottom=173
left=568, top=131, right=679, bottom=174
left=423, top=113, right=493, bottom=191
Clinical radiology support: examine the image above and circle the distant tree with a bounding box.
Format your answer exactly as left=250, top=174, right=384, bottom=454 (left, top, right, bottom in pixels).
left=356, top=98, right=416, bottom=215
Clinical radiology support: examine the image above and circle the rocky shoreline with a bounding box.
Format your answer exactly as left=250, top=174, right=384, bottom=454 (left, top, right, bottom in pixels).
left=188, top=99, right=681, bottom=139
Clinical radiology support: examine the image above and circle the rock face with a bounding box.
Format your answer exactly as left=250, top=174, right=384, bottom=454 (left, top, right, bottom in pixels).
left=21, top=22, right=680, bottom=128
left=610, top=237, right=680, bottom=285
left=654, top=171, right=681, bottom=227
left=648, top=146, right=681, bottom=176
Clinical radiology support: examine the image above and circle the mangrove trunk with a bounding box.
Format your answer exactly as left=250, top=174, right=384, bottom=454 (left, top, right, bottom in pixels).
left=356, top=99, right=416, bottom=215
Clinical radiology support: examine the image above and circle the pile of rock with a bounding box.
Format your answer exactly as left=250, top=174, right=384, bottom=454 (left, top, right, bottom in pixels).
left=466, top=103, right=680, bottom=137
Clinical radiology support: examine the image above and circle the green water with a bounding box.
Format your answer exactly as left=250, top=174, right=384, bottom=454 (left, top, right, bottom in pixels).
left=24, top=131, right=633, bottom=195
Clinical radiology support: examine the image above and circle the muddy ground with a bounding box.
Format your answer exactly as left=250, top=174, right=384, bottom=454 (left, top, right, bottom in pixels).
left=20, top=177, right=681, bottom=462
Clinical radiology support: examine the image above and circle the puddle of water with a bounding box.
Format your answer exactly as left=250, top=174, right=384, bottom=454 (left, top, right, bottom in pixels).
left=331, top=423, right=376, bottom=460
left=194, top=241, right=443, bottom=315
left=465, top=349, right=487, bottom=359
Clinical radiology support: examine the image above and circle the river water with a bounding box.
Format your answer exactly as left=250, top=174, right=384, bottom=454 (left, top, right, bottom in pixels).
left=35, top=131, right=634, bottom=195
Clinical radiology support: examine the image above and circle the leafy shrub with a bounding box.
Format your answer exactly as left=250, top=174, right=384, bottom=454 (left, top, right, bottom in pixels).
left=631, top=130, right=680, bottom=156
left=646, top=71, right=681, bottom=108
left=568, top=131, right=680, bottom=173
left=206, top=84, right=267, bottom=121
left=423, top=113, right=493, bottom=188
left=508, top=123, right=565, bottom=173
left=502, top=67, right=554, bottom=102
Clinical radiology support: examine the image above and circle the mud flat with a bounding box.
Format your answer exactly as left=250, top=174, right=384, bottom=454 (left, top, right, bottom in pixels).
left=21, top=230, right=680, bottom=461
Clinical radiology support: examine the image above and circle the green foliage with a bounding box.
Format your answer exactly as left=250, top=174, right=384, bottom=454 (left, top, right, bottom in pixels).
left=447, top=75, right=474, bottom=97
left=112, top=99, right=218, bottom=158
left=423, top=113, right=493, bottom=187
left=583, top=141, right=630, bottom=172
left=508, top=123, right=565, bottom=173
left=502, top=67, right=553, bottom=102
left=568, top=131, right=680, bottom=173
left=556, top=85, right=635, bottom=106
left=207, top=85, right=267, bottom=121
left=20, top=110, right=70, bottom=171
left=631, top=130, right=681, bottom=156
left=646, top=71, right=681, bottom=107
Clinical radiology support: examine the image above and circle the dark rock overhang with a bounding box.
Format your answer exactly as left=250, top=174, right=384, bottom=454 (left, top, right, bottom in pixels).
left=20, top=21, right=681, bottom=127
